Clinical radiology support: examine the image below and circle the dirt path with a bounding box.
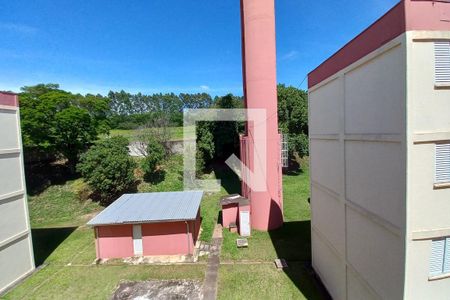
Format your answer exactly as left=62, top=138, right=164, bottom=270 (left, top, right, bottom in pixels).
left=202, top=224, right=223, bottom=300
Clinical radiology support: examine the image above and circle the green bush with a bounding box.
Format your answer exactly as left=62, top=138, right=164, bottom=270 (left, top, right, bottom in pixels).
left=77, top=136, right=136, bottom=201
left=289, top=133, right=309, bottom=158
left=141, top=136, right=165, bottom=179
left=72, top=179, right=92, bottom=202
left=277, top=84, right=309, bottom=158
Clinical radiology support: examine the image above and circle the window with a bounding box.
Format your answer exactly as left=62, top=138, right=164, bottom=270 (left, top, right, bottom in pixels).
left=281, top=134, right=288, bottom=168
left=434, top=41, right=450, bottom=85
left=430, top=237, right=450, bottom=277
left=435, top=143, right=450, bottom=184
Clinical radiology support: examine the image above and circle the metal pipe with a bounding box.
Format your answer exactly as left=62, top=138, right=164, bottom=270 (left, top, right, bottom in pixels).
left=185, top=221, right=191, bottom=255
left=94, top=227, right=100, bottom=259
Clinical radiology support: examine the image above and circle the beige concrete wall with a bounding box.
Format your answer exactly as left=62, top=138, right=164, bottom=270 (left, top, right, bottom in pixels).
left=404, top=31, right=450, bottom=299
left=309, top=34, right=407, bottom=299
left=0, top=103, right=34, bottom=294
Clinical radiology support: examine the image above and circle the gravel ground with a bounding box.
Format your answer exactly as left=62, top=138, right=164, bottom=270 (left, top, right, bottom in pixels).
left=111, top=280, right=202, bottom=300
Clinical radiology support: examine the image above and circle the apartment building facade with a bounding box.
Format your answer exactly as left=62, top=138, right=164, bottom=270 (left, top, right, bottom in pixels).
left=0, top=92, right=35, bottom=294
left=308, top=1, right=450, bottom=299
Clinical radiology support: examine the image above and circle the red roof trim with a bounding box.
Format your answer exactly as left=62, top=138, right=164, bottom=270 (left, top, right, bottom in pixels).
left=0, top=92, right=18, bottom=107
left=308, top=0, right=450, bottom=88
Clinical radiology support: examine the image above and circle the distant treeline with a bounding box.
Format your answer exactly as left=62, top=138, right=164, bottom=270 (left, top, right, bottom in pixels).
left=17, top=83, right=308, bottom=170
left=108, top=91, right=242, bottom=129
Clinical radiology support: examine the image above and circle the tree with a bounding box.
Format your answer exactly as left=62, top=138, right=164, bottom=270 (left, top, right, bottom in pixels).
left=135, top=116, right=172, bottom=156
left=20, top=86, right=71, bottom=151
left=53, top=106, right=97, bottom=170
left=195, top=94, right=244, bottom=170
left=19, top=84, right=110, bottom=167
left=277, top=84, right=309, bottom=157
left=179, top=93, right=213, bottom=109
left=77, top=136, right=136, bottom=201
left=20, top=83, right=60, bottom=97
left=140, top=136, right=165, bottom=180
left=212, top=94, right=243, bottom=159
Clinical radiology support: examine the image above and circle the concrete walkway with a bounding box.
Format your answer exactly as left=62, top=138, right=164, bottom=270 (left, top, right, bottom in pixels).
left=202, top=224, right=223, bottom=300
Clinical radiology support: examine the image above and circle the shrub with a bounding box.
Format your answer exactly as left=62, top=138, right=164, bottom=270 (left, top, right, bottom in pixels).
left=141, top=136, right=165, bottom=179
left=289, top=133, right=309, bottom=158
left=72, top=179, right=92, bottom=202
left=77, top=136, right=136, bottom=201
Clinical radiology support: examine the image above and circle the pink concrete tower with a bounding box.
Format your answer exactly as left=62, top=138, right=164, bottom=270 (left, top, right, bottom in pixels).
left=240, top=0, right=283, bottom=230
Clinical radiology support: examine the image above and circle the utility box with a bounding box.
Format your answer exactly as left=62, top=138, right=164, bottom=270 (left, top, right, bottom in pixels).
left=220, top=194, right=251, bottom=236
left=0, top=92, right=35, bottom=294
left=308, top=1, right=450, bottom=299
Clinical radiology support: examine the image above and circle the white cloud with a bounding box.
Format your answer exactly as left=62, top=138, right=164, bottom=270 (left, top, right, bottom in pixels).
left=0, top=22, right=38, bottom=35
left=200, top=85, right=210, bottom=91
left=281, top=50, right=299, bottom=61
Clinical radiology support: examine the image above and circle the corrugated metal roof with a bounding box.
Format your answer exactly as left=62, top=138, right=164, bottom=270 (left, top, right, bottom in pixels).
left=87, top=191, right=203, bottom=226
left=220, top=194, right=250, bottom=206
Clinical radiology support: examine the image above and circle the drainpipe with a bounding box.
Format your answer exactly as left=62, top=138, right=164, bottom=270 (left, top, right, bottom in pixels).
left=185, top=221, right=191, bottom=255
left=94, top=227, right=100, bottom=259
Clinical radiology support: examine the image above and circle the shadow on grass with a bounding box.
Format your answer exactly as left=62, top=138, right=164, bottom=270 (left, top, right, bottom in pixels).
left=143, top=169, right=166, bottom=184
left=25, top=162, right=79, bottom=196
left=283, top=158, right=304, bottom=176
left=31, top=227, right=77, bottom=266
left=268, top=220, right=311, bottom=261
left=268, top=220, right=331, bottom=299
left=211, top=163, right=240, bottom=195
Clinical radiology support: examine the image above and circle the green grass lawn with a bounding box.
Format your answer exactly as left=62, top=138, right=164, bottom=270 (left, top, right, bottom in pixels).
left=28, top=180, right=102, bottom=228
left=4, top=264, right=205, bottom=300
left=218, top=263, right=323, bottom=300
left=220, top=165, right=311, bottom=262
left=4, top=156, right=326, bottom=300
left=107, top=126, right=194, bottom=142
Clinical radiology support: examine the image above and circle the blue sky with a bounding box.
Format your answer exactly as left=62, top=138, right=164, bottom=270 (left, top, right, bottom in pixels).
left=0, top=0, right=398, bottom=96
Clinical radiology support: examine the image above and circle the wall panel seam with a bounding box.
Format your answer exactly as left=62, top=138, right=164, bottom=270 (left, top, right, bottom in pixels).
left=0, top=190, right=25, bottom=203
left=0, top=230, right=29, bottom=250
left=345, top=199, right=402, bottom=237
left=311, top=180, right=341, bottom=201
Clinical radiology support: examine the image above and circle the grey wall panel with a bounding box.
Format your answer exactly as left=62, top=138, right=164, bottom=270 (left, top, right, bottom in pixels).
left=0, top=236, right=33, bottom=290
left=345, top=141, right=405, bottom=229
left=0, top=196, right=27, bottom=242
left=312, top=230, right=346, bottom=300
left=311, top=185, right=345, bottom=256
left=346, top=208, right=404, bottom=300
left=0, top=110, right=19, bottom=150
left=309, top=78, right=341, bottom=135
left=310, top=140, right=341, bottom=194
left=0, top=154, right=23, bottom=196
left=345, top=45, right=405, bottom=135
left=347, top=268, right=377, bottom=300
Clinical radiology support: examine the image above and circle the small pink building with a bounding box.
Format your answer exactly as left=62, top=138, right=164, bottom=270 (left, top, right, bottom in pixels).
left=88, top=191, right=202, bottom=259
left=220, top=194, right=251, bottom=236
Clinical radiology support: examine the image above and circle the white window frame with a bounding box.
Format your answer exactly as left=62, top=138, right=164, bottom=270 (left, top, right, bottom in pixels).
left=429, top=237, right=450, bottom=279
left=434, top=41, right=450, bottom=87
left=434, top=142, right=450, bottom=187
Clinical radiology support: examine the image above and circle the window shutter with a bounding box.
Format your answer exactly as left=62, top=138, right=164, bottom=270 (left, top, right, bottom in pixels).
left=435, top=41, right=450, bottom=84
left=435, top=143, right=450, bottom=184
left=444, top=237, right=450, bottom=274
left=430, top=239, right=445, bottom=276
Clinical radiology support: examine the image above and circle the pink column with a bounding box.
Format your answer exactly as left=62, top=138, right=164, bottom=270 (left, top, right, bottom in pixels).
left=240, top=0, right=283, bottom=230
